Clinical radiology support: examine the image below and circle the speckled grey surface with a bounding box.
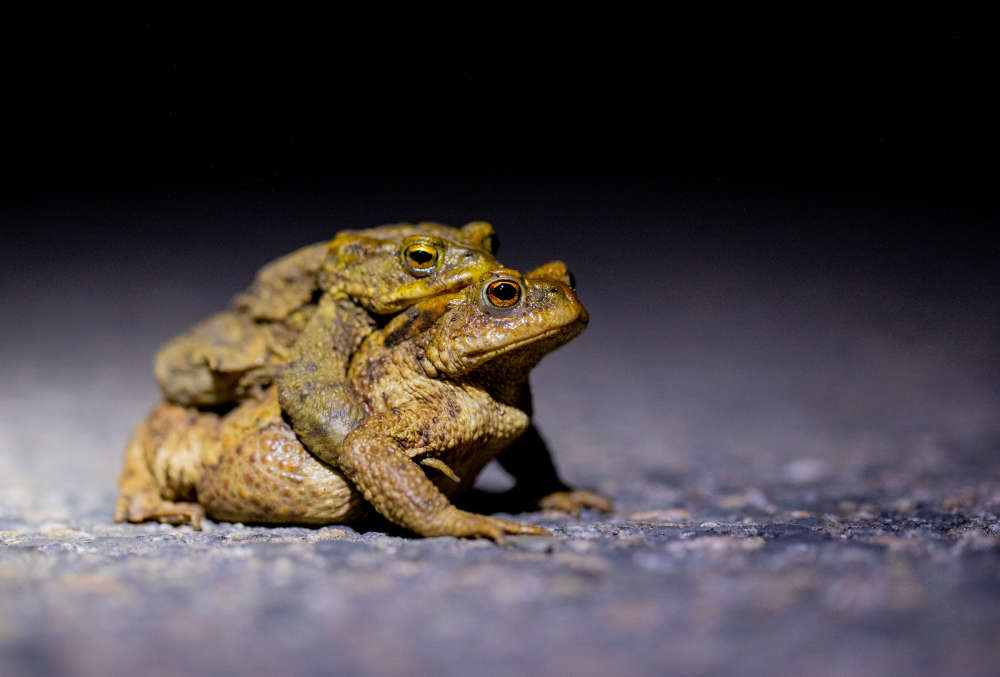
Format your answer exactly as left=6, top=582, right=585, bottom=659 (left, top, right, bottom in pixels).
left=4, top=472, right=1000, bottom=677
left=3, top=181, right=999, bottom=676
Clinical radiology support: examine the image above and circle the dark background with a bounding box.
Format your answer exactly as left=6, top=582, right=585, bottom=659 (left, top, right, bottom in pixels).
left=4, top=10, right=998, bottom=180
left=2, top=9, right=998, bottom=487
left=2, top=10, right=1000, bottom=677
left=4, top=11, right=999, bottom=473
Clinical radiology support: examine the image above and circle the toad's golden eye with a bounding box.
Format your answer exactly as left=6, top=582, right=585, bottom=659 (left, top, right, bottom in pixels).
left=486, top=280, right=521, bottom=307
left=403, top=243, right=440, bottom=271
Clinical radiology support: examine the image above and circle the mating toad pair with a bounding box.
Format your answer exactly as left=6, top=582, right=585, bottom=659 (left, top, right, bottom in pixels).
left=115, top=221, right=611, bottom=541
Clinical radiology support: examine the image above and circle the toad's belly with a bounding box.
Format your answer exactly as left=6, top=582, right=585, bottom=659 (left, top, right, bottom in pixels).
left=391, top=385, right=532, bottom=496
left=417, top=436, right=520, bottom=498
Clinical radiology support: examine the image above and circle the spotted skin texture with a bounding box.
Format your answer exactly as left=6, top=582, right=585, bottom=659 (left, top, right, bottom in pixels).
left=114, top=391, right=368, bottom=527
left=155, top=222, right=500, bottom=407
left=115, top=265, right=612, bottom=540
left=200, top=390, right=368, bottom=525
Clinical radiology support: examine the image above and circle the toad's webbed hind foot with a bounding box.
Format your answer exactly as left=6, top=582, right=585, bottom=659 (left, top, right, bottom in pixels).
left=114, top=490, right=205, bottom=530
left=539, top=490, right=614, bottom=517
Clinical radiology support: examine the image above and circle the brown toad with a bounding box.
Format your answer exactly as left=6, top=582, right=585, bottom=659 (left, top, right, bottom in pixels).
left=115, top=265, right=611, bottom=540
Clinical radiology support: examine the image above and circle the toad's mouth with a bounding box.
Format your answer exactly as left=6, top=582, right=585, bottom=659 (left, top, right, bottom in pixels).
left=466, top=323, right=582, bottom=362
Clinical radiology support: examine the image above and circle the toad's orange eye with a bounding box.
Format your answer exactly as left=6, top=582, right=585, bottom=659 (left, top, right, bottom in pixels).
left=403, top=243, right=439, bottom=271
left=486, top=280, right=521, bottom=307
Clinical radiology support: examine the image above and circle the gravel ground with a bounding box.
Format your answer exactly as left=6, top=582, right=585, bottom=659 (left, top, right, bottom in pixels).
left=3, top=452, right=1000, bottom=677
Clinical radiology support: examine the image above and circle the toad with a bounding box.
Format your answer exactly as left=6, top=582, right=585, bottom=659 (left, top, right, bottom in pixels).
left=154, top=221, right=499, bottom=407
left=115, top=265, right=612, bottom=540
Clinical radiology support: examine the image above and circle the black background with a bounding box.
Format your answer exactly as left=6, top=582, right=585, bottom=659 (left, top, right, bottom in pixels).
left=4, top=10, right=998, bottom=184
left=2, top=9, right=998, bottom=487
left=3, top=13, right=1000, bottom=676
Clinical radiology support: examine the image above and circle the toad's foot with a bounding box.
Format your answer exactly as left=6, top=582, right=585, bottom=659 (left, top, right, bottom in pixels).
left=426, top=506, right=549, bottom=544
left=114, top=490, right=205, bottom=530
left=539, top=490, right=614, bottom=517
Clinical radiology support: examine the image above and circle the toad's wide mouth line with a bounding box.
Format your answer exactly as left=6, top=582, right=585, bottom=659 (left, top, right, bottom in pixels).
left=466, top=322, right=584, bottom=360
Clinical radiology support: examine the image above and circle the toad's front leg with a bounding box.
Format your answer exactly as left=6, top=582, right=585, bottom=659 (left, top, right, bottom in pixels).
left=276, top=292, right=373, bottom=462
left=337, top=417, right=548, bottom=543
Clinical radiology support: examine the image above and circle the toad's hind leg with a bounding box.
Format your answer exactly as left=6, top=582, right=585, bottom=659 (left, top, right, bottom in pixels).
left=114, top=402, right=218, bottom=530
left=154, top=311, right=272, bottom=408
left=197, top=390, right=368, bottom=526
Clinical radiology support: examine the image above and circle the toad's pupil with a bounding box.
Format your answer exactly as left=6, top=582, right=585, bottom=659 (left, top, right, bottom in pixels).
left=491, top=282, right=517, bottom=301
left=409, top=249, right=435, bottom=265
